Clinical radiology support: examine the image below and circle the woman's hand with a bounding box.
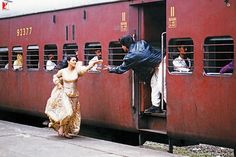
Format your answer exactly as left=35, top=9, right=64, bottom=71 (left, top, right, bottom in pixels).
left=89, top=60, right=103, bottom=67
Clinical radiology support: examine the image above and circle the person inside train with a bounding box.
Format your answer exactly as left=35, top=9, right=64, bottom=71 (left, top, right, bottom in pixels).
left=220, top=60, right=234, bottom=74
left=106, top=34, right=164, bottom=113
left=13, top=53, right=23, bottom=70
left=46, top=53, right=57, bottom=71
left=89, top=49, right=102, bottom=71
left=45, top=55, right=102, bottom=138
left=172, top=46, right=191, bottom=72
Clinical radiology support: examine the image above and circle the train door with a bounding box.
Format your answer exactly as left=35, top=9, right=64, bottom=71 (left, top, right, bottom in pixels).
left=133, top=1, right=168, bottom=144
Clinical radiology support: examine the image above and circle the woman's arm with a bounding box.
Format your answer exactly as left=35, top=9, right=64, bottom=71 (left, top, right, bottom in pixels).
left=53, top=69, right=63, bottom=88
left=77, top=60, right=103, bottom=75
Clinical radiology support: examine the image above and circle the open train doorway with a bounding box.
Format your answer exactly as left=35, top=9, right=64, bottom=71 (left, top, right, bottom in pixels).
left=142, top=2, right=166, bottom=49
left=137, top=1, right=166, bottom=114
left=135, top=1, right=167, bottom=144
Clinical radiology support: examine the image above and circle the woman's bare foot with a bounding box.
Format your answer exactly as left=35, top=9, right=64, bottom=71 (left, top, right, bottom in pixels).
left=58, top=126, right=64, bottom=136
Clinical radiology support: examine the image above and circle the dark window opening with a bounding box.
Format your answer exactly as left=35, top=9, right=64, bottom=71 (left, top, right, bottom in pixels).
left=84, top=42, right=102, bottom=72
left=108, top=41, right=126, bottom=66
left=204, top=36, right=234, bottom=75
left=0, top=47, right=8, bottom=70
left=63, top=43, right=78, bottom=59
left=44, top=44, right=58, bottom=71
left=27, top=45, right=39, bottom=70
left=12, top=46, right=23, bottom=71
left=168, top=38, right=194, bottom=73
left=84, top=42, right=102, bottom=64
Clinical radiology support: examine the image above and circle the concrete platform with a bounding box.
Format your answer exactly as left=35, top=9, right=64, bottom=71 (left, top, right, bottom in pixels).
left=0, top=120, right=182, bottom=157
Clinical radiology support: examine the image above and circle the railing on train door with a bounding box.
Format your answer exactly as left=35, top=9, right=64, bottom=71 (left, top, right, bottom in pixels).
left=161, top=32, right=166, bottom=111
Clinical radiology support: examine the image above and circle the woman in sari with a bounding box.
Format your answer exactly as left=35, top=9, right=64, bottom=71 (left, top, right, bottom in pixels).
left=45, top=55, right=102, bottom=138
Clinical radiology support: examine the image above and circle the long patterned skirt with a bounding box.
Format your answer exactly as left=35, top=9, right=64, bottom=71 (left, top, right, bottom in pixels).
left=45, top=86, right=81, bottom=135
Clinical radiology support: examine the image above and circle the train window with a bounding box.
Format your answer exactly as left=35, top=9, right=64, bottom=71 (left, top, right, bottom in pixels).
left=0, top=47, right=8, bottom=70
left=63, top=43, right=78, bottom=59
left=108, top=41, right=125, bottom=66
left=44, top=44, right=58, bottom=71
left=12, top=46, right=23, bottom=71
left=84, top=42, right=102, bottom=72
left=203, top=36, right=234, bottom=75
left=27, top=45, right=39, bottom=70
left=168, top=38, right=194, bottom=74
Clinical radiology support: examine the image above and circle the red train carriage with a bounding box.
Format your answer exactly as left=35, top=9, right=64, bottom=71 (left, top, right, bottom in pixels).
left=0, top=0, right=235, bottom=154
left=166, top=0, right=236, bottom=150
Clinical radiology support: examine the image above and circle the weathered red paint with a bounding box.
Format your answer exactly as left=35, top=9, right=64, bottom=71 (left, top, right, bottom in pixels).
left=166, top=0, right=236, bottom=147
left=0, top=0, right=236, bottom=149
left=0, top=1, right=135, bottom=131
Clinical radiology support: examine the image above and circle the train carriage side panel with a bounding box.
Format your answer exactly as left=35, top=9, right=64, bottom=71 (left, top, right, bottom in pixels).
left=166, top=0, right=236, bottom=147
left=74, top=2, right=136, bottom=130
left=0, top=19, right=10, bottom=108
left=0, top=1, right=137, bottom=131
left=0, top=19, right=10, bottom=44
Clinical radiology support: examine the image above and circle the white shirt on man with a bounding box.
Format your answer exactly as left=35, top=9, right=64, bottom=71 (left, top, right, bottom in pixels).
left=89, top=56, right=101, bottom=71
left=46, top=60, right=56, bottom=71
left=173, top=56, right=191, bottom=72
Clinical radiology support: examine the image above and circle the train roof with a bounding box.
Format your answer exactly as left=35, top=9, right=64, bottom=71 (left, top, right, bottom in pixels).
left=0, top=0, right=122, bottom=19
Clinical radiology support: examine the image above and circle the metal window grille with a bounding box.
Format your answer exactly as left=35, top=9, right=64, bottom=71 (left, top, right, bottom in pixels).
left=44, top=44, right=58, bottom=70
left=63, top=43, right=78, bottom=60
left=203, top=36, right=234, bottom=75
left=108, top=41, right=125, bottom=66
left=27, top=45, right=39, bottom=70
left=168, top=38, right=194, bottom=73
left=0, top=47, right=8, bottom=69
left=84, top=42, right=102, bottom=66
left=12, top=46, right=23, bottom=71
